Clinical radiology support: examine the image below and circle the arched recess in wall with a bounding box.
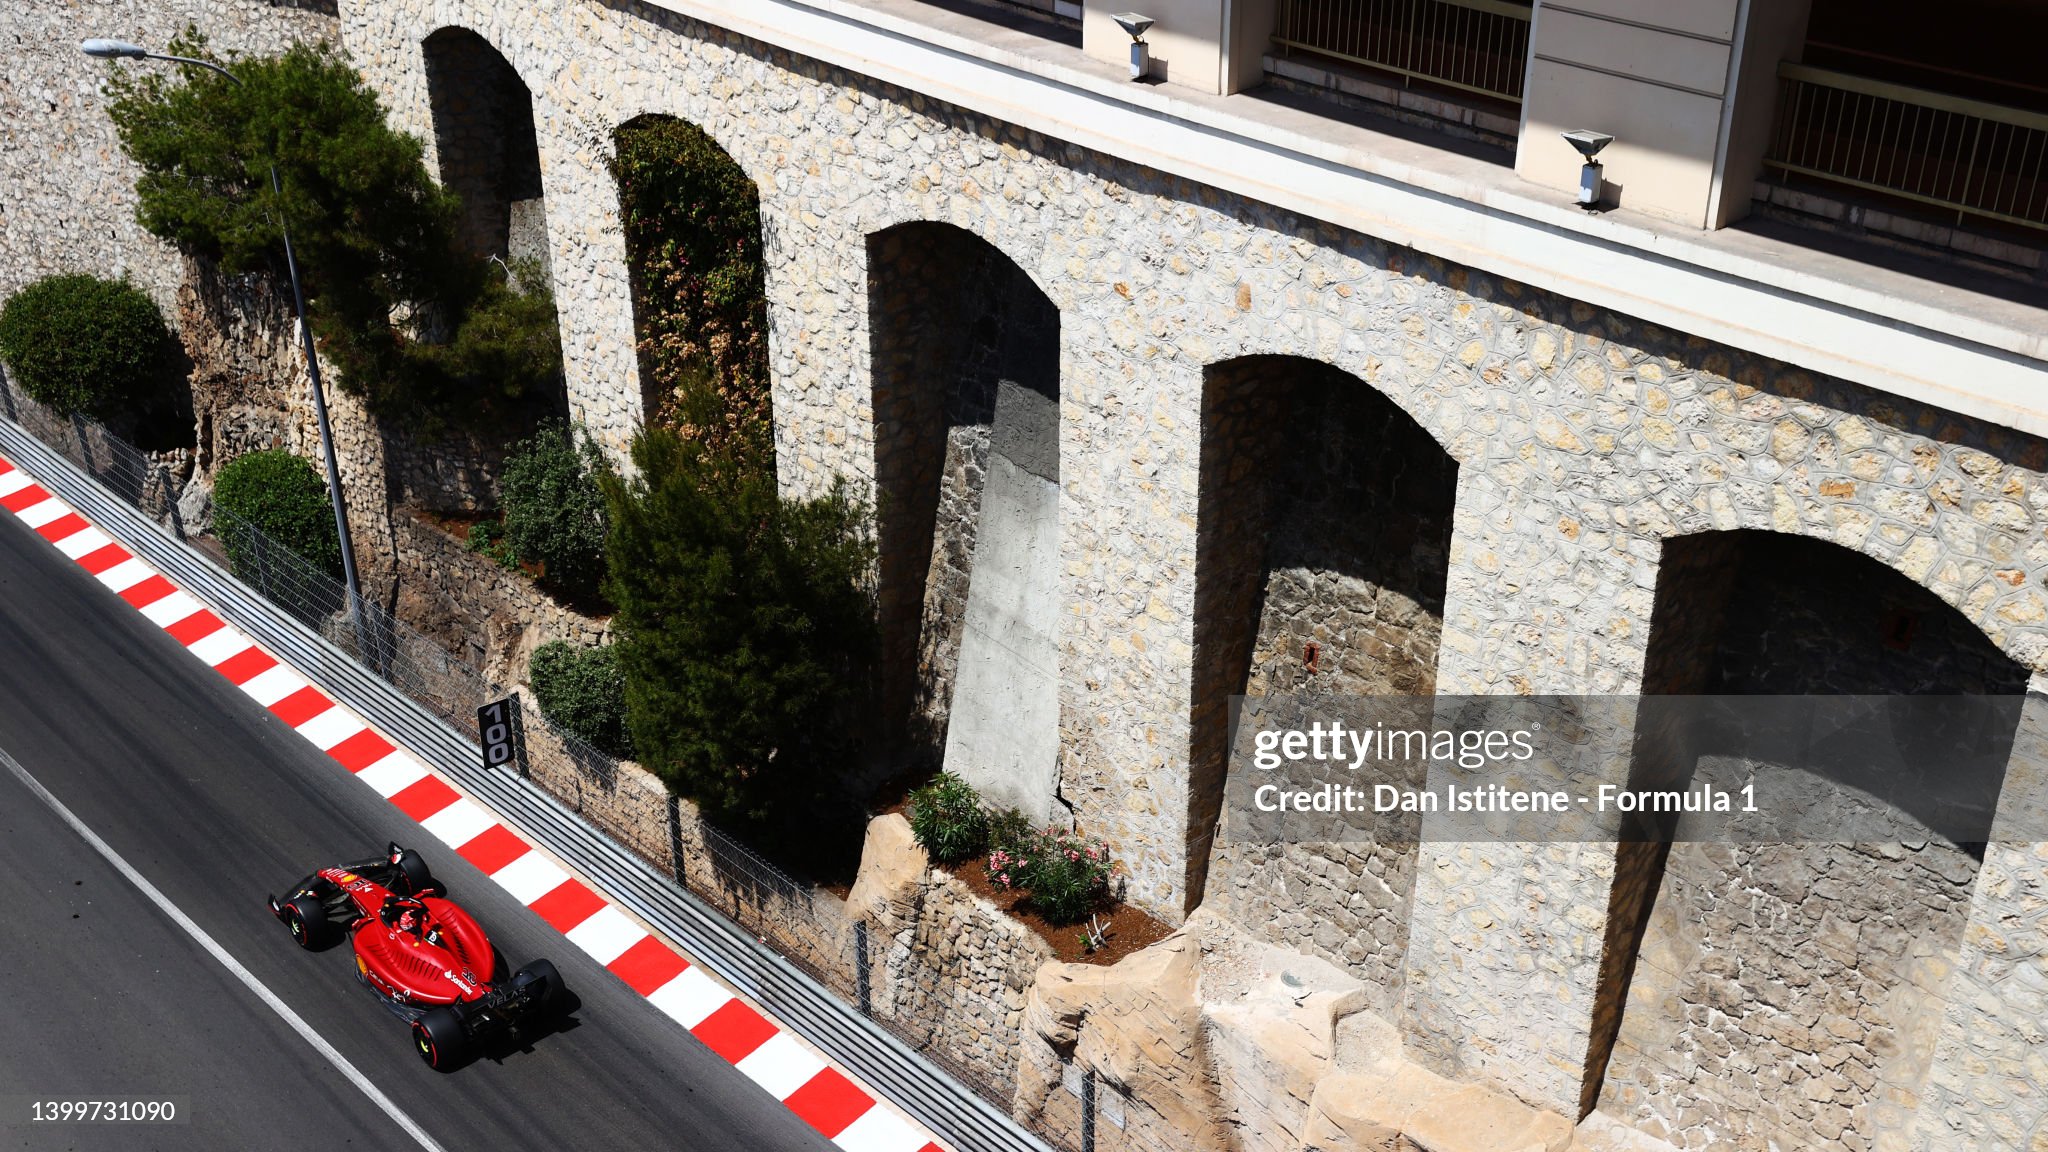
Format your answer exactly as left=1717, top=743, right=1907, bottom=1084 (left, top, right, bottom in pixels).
left=1189, top=355, right=1458, bottom=989
left=1583, top=529, right=2028, bottom=1148
left=866, top=221, right=1062, bottom=820
left=610, top=114, right=769, bottom=432
left=422, top=28, right=550, bottom=284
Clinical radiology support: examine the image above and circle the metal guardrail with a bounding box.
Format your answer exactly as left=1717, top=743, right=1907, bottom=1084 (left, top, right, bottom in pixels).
left=1273, top=0, right=1532, bottom=104
left=1767, top=61, right=2048, bottom=232
left=0, top=398, right=1054, bottom=1152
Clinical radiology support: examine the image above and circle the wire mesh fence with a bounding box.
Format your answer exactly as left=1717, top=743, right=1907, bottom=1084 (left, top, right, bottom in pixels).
left=0, top=370, right=1053, bottom=1142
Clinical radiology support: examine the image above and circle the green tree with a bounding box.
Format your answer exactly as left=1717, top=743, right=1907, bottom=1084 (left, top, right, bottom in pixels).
left=102, top=32, right=558, bottom=424
left=500, top=422, right=609, bottom=600
left=600, top=413, right=877, bottom=824
left=529, top=640, right=632, bottom=759
left=0, top=274, right=173, bottom=423
left=212, top=449, right=341, bottom=578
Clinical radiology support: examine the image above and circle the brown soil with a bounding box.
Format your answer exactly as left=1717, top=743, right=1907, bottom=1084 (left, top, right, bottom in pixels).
left=942, top=854, right=1174, bottom=966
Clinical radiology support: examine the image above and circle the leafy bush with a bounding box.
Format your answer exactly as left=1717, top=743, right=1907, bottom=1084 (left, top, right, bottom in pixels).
left=987, top=826, right=1117, bottom=924
left=600, top=421, right=877, bottom=824
left=466, top=518, right=514, bottom=568
left=102, top=33, right=559, bottom=425
left=0, top=274, right=172, bottom=422
left=500, top=423, right=608, bottom=599
left=529, top=640, right=632, bottom=759
left=986, top=806, right=1033, bottom=859
left=907, top=773, right=988, bottom=864
left=212, top=449, right=340, bottom=578
left=611, top=116, right=769, bottom=439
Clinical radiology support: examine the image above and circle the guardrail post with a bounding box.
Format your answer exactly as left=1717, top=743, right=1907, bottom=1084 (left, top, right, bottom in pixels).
left=1081, top=1069, right=1095, bottom=1152
left=854, top=919, right=873, bottom=1017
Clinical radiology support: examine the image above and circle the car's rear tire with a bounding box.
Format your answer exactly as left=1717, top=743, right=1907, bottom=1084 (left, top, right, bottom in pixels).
left=282, top=894, right=335, bottom=950
left=412, top=1006, right=471, bottom=1070
left=512, top=959, right=564, bottom=1018
left=393, top=847, right=435, bottom=895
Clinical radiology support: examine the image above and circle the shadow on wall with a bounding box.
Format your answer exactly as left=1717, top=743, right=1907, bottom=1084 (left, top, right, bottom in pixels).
left=1189, top=355, right=1458, bottom=995
left=866, top=221, right=1062, bottom=819
left=1585, top=529, right=2029, bottom=1147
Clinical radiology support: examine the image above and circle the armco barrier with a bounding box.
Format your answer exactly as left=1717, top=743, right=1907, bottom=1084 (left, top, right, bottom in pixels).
left=0, top=410, right=1054, bottom=1152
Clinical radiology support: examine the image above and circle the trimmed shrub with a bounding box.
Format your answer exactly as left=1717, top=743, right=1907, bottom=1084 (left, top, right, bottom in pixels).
left=906, top=773, right=988, bottom=864
left=0, top=274, right=171, bottom=421
left=500, top=423, right=608, bottom=599
left=212, top=449, right=341, bottom=578
left=529, top=640, right=632, bottom=759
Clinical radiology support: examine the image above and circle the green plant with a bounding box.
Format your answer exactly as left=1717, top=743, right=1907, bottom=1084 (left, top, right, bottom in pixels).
left=212, top=449, right=341, bottom=578
left=988, top=826, right=1116, bottom=924
left=906, top=773, right=989, bottom=864
left=529, top=640, right=632, bottom=759
left=986, top=806, right=1033, bottom=858
left=499, top=423, right=608, bottom=599
left=600, top=421, right=877, bottom=824
left=102, top=32, right=558, bottom=425
left=0, top=274, right=172, bottom=422
left=610, top=116, right=769, bottom=438
left=466, top=518, right=514, bottom=568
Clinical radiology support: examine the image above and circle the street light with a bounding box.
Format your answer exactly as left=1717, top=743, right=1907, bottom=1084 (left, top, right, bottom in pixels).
left=82, top=38, right=366, bottom=643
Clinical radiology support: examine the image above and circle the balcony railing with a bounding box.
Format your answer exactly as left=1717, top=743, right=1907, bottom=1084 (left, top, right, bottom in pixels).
left=1767, top=62, right=2048, bottom=232
left=1272, top=0, right=1533, bottom=105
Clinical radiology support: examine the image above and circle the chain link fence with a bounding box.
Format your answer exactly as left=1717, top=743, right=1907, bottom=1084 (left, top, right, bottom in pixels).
left=0, top=371, right=1059, bottom=1145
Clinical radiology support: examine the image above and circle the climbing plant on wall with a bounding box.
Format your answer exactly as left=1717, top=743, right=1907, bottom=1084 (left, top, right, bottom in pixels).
left=609, top=114, right=770, bottom=448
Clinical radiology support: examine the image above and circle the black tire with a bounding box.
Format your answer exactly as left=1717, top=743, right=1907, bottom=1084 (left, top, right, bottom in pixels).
left=512, top=958, right=564, bottom=1018
left=411, top=1006, right=471, bottom=1071
left=282, top=894, right=335, bottom=950
left=394, top=848, right=435, bottom=895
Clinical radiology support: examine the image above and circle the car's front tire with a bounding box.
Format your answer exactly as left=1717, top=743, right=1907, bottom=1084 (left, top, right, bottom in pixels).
left=412, top=1006, right=471, bottom=1071
left=281, top=894, right=335, bottom=950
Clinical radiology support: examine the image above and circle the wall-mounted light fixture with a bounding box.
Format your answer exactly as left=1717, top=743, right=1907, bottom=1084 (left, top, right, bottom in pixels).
left=1561, top=130, right=1614, bottom=208
left=1112, top=12, right=1154, bottom=81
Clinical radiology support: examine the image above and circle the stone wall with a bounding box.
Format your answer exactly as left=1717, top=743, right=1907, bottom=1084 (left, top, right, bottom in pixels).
left=850, top=815, right=1057, bottom=1096
left=0, top=0, right=337, bottom=319
left=389, top=509, right=609, bottom=687
left=329, top=0, right=2048, bottom=1137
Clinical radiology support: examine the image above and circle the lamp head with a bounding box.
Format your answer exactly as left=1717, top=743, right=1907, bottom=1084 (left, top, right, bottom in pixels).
left=1112, top=12, right=1155, bottom=41
left=82, top=39, right=149, bottom=59
left=1561, top=129, right=1614, bottom=160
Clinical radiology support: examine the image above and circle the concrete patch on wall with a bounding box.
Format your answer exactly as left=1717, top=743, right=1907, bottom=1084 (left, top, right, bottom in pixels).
left=945, top=378, right=1064, bottom=821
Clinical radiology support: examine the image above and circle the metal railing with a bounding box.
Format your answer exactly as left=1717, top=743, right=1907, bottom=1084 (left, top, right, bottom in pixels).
left=1273, top=0, right=1533, bottom=104
left=0, top=372, right=1058, bottom=1152
left=1766, top=62, right=2048, bottom=232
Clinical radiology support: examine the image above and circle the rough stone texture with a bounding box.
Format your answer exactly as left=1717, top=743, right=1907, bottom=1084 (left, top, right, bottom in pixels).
left=854, top=815, right=1057, bottom=1095
left=14, top=0, right=2048, bottom=1144
left=1018, top=910, right=1575, bottom=1152
left=389, top=509, right=610, bottom=688
left=0, top=0, right=336, bottom=319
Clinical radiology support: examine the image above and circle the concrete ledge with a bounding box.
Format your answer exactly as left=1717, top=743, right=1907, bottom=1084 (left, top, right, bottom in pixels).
left=642, top=0, right=2048, bottom=436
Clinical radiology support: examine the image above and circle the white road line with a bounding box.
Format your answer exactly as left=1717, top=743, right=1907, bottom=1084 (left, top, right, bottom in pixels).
left=0, top=743, right=449, bottom=1152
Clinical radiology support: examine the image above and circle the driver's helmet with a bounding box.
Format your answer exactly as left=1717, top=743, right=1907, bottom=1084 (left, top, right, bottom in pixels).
left=381, top=895, right=424, bottom=935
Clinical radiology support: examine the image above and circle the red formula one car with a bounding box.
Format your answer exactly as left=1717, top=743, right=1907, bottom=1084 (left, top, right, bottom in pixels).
left=268, top=843, right=565, bottom=1070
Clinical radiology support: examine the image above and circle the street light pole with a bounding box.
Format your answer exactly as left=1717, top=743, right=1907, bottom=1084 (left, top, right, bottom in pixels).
left=82, top=39, right=366, bottom=645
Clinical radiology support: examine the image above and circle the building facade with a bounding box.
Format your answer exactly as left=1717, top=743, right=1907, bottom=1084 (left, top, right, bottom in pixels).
left=11, top=0, right=2048, bottom=1148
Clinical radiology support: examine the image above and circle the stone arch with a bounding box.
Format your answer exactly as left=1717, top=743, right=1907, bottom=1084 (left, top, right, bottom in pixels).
left=1190, top=355, right=1460, bottom=986
left=1584, top=528, right=2029, bottom=1148
left=867, top=220, right=1063, bottom=819
left=422, top=27, right=550, bottom=282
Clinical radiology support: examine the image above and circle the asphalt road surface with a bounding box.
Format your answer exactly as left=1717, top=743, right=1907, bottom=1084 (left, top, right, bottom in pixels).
left=0, top=507, right=838, bottom=1152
